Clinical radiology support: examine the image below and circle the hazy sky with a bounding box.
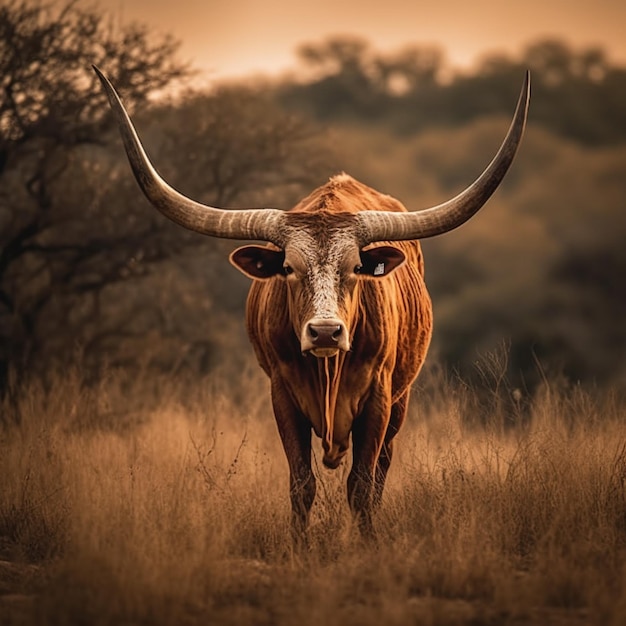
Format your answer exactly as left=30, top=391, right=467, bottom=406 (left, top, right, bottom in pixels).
left=111, top=0, right=624, bottom=79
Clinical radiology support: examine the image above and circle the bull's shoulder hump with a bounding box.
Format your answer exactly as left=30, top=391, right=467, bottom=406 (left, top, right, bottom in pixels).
left=289, top=174, right=408, bottom=215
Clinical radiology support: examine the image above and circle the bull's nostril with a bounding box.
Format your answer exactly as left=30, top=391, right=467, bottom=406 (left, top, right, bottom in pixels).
left=309, top=324, right=341, bottom=345
left=304, top=320, right=349, bottom=352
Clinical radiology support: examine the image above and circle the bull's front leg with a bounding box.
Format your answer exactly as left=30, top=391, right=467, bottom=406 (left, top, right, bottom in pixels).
left=271, top=377, right=316, bottom=539
left=347, top=389, right=391, bottom=535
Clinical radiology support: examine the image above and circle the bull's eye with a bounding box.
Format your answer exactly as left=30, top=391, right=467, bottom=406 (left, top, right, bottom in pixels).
left=283, top=264, right=294, bottom=275
left=354, top=264, right=363, bottom=274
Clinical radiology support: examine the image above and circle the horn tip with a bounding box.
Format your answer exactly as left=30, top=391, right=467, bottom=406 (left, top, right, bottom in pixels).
left=92, top=65, right=111, bottom=90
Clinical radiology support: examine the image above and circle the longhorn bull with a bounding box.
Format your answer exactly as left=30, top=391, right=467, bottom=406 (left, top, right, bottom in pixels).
left=94, top=66, right=529, bottom=534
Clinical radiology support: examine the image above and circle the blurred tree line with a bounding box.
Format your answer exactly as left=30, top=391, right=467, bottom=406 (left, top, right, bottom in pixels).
left=1, top=1, right=624, bottom=401
left=279, top=35, right=626, bottom=146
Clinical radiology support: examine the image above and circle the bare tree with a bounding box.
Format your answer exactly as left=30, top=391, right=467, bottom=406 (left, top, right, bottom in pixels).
left=0, top=0, right=190, bottom=388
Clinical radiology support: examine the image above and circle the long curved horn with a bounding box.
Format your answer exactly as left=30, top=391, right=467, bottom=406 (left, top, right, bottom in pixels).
left=93, top=66, right=286, bottom=245
left=356, top=71, right=530, bottom=245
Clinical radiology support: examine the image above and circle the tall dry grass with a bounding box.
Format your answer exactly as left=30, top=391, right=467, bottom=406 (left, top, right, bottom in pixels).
left=1, top=365, right=626, bottom=625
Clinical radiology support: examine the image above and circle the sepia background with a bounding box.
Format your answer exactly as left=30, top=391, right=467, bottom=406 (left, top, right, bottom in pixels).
left=2, top=2, right=626, bottom=625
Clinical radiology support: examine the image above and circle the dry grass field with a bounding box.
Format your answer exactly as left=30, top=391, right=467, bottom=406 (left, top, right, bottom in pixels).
left=1, top=365, right=626, bottom=626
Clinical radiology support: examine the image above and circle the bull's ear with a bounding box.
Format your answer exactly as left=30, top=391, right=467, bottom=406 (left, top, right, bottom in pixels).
left=358, top=246, right=406, bottom=278
left=229, top=245, right=286, bottom=280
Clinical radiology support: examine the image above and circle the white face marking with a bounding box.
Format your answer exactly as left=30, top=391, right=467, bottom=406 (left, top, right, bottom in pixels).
left=309, top=257, right=340, bottom=318
left=285, top=227, right=357, bottom=320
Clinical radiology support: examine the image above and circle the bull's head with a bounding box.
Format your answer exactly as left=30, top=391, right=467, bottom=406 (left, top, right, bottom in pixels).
left=229, top=205, right=409, bottom=357
left=93, top=66, right=529, bottom=357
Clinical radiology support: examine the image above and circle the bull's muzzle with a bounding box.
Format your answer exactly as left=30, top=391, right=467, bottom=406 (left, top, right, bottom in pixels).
left=301, top=318, right=350, bottom=357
